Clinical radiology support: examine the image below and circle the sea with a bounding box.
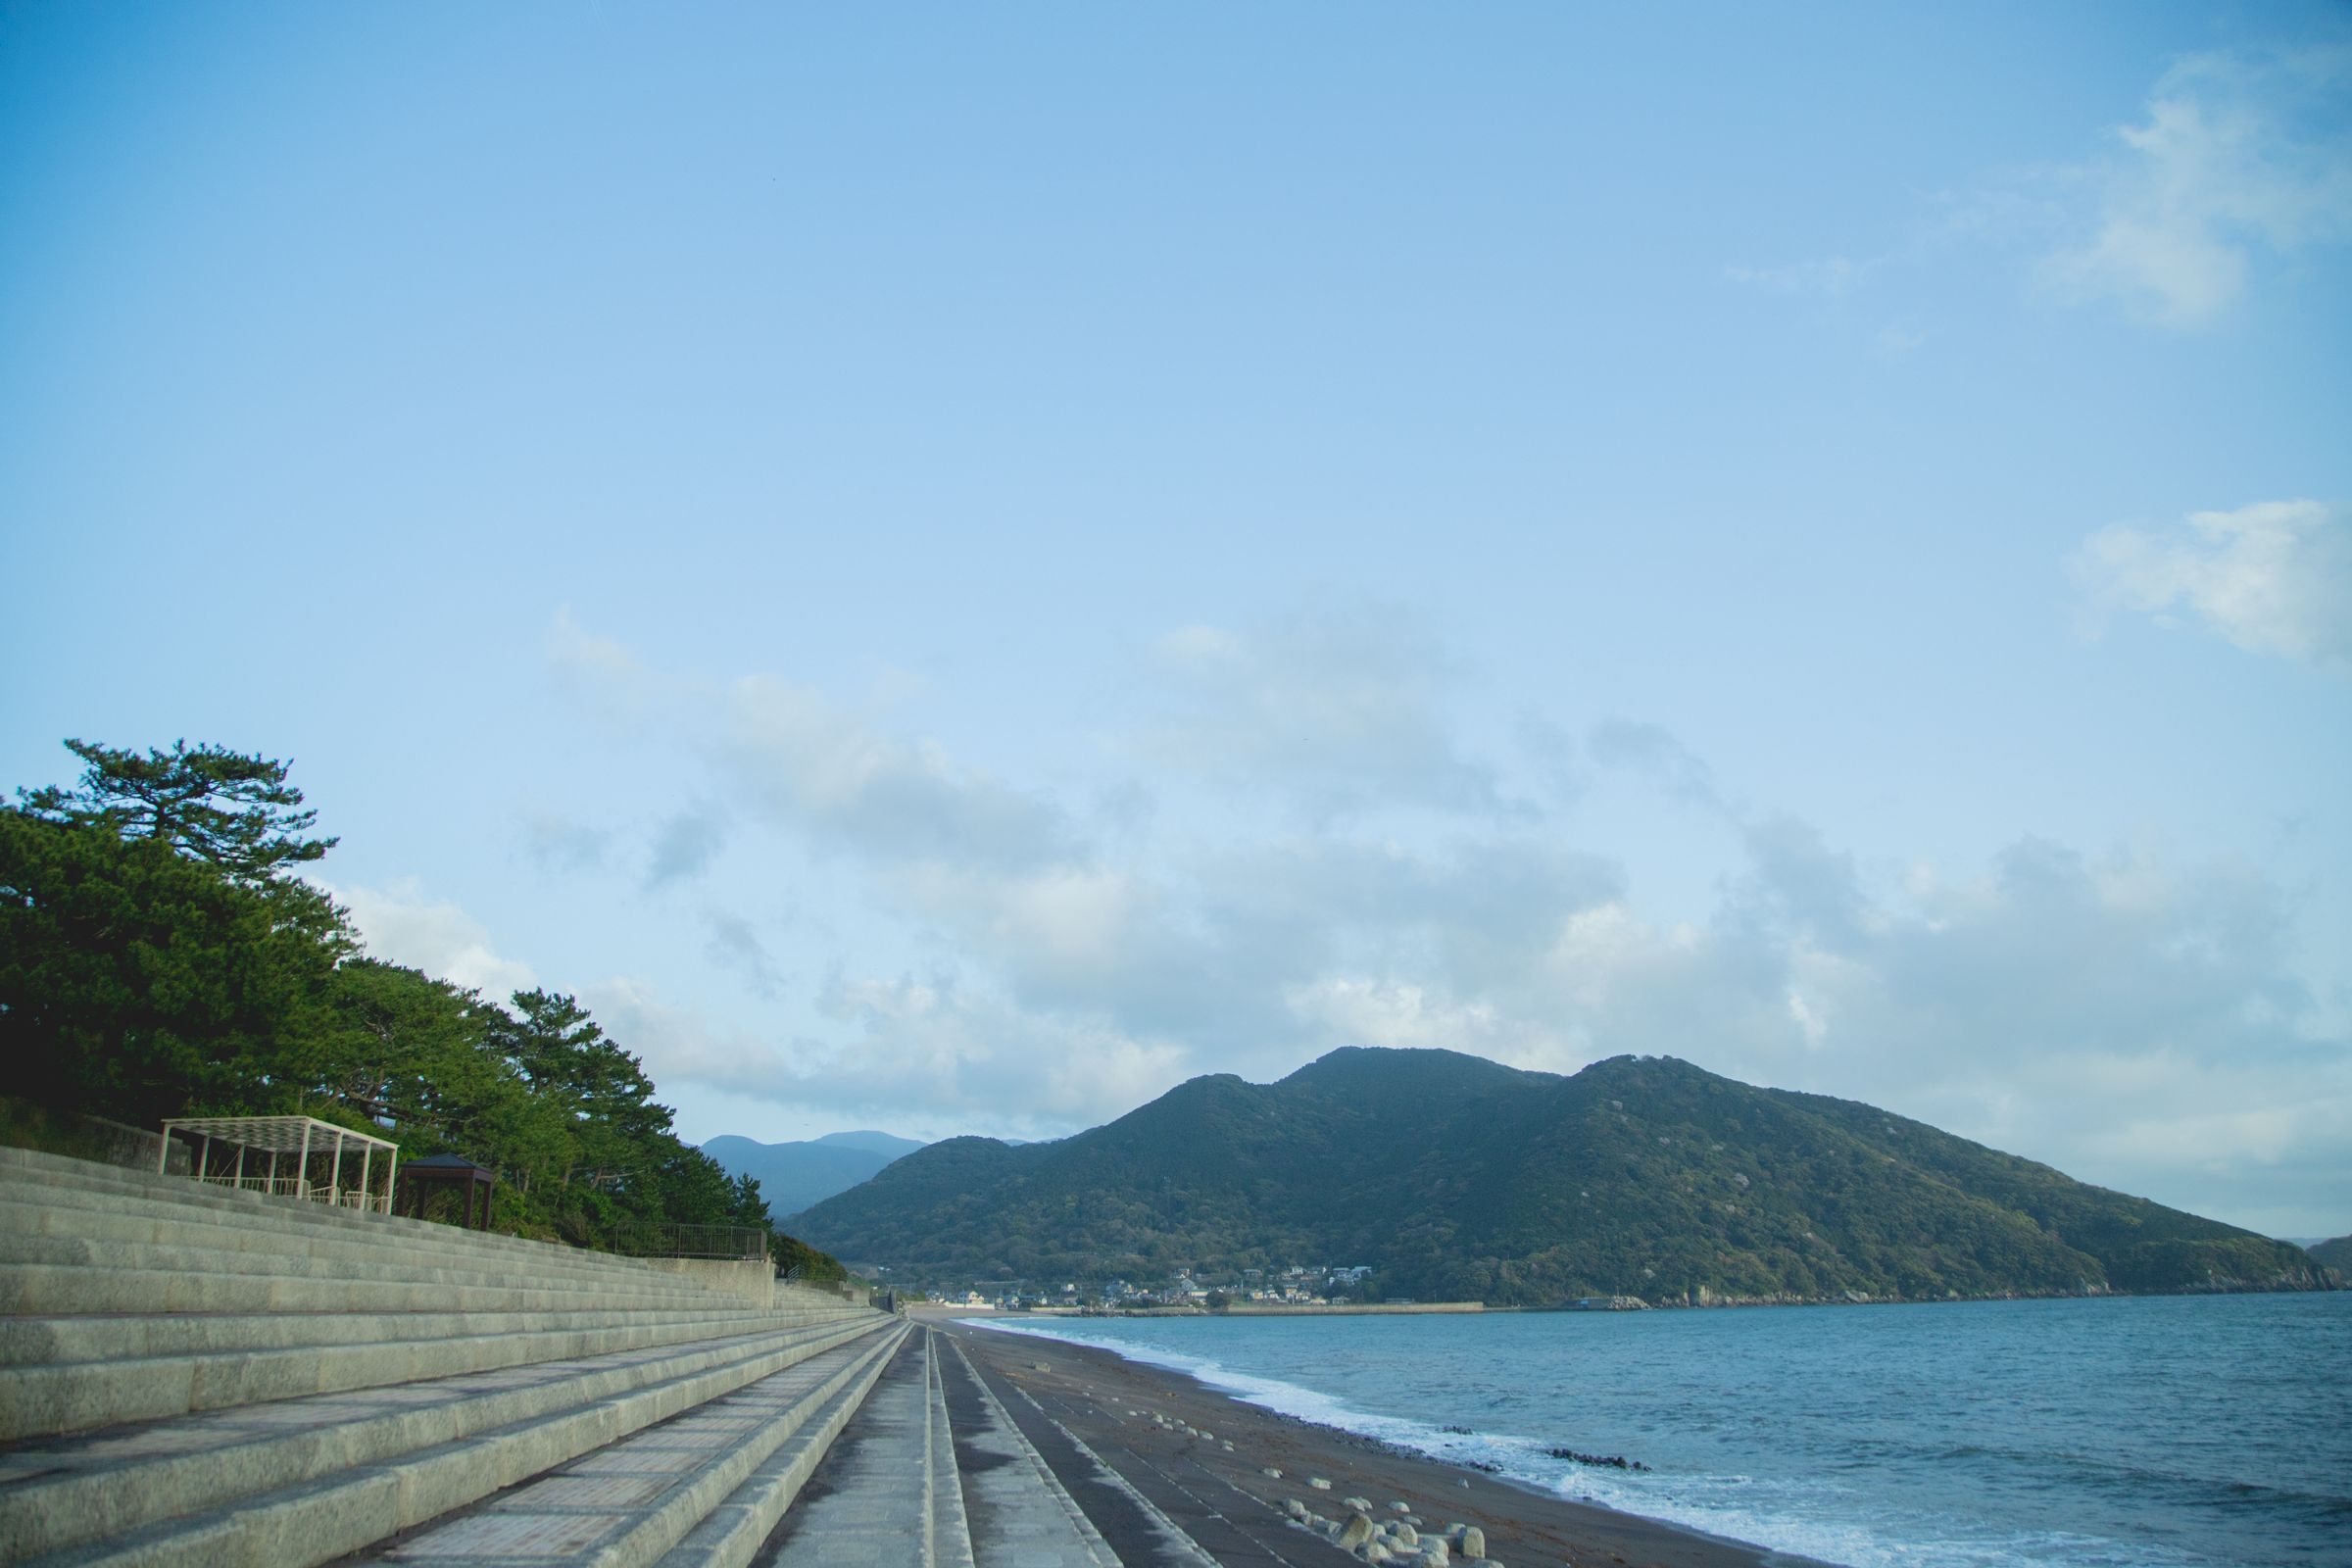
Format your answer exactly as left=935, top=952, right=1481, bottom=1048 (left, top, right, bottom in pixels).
left=966, top=1293, right=2352, bottom=1568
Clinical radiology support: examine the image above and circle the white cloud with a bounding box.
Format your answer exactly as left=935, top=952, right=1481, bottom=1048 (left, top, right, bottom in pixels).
left=1518, top=829, right=2351, bottom=1228
left=328, top=879, right=538, bottom=998
left=1588, top=719, right=1723, bottom=808
left=2042, top=49, right=2352, bottom=327
left=645, top=804, right=727, bottom=889
left=537, top=612, right=2350, bottom=1232
left=593, top=968, right=1188, bottom=1135
left=1873, top=323, right=1927, bottom=357
left=546, top=607, right=676, bottom=719
left=721, top=673, right=1077, bottom=871
left=1137, top=606, right=1508, bottom=819
left=2076, top=499, right=2352, bottom=671
left=1730, top=50, right=2351, bottom=337
left=703, top=910, right=783, bottom=999
left=521, top=809, right=609, bottom=872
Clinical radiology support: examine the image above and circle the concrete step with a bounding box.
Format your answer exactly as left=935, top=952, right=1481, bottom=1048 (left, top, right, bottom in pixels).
left=0, top=1312, right=893, bottom=1563
left=0, top=1155, right=867, bottom=1318
left=0, top=1189, right=710, bottom=1298
left=0, top=1260, right=860, bottom=1323
left=360, top=1320, right=906, bottom=1568
left=757, top=1326, right=973, bottom=1568
left=0, top=1160, right=742, bottom=1301
left=0, top=1149, right=611, bottom=1267
left=0, top=1301, right=806, bottom=1365
left=0, top=1150, right=619, bottom=1268
left=0, top=1238, right=805, bottom=1317
left=0, top=1297, right=876, bottom=1442
left=936, top=1334, right=1117, bottom=1567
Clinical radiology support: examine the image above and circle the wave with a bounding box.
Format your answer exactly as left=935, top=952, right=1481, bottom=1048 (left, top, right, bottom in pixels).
left=956, top=1318, right=2211, bottom=1568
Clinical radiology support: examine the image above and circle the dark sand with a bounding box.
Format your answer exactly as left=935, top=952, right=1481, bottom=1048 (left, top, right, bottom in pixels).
left=929, top=1311, right=1830, bottom=1568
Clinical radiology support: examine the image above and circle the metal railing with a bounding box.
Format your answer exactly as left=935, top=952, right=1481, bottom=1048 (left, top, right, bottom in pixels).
left=612, top=1222, right=768, bottom=1261
left=195, top=1173, right=394, bottom=1213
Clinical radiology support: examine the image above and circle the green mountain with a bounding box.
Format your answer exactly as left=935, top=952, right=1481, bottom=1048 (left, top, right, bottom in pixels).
left=792, top=1049, right=2330, bottom=1305
left=703, top=1130, right=925, bottom=1218
left=2309, top=1235, right=2352, bottom=1273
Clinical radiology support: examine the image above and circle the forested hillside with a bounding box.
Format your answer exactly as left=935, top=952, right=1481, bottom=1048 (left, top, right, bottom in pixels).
left=795, top=1048, right=2330, bottom=1305
left=0, top=737, right=841, bottom=1275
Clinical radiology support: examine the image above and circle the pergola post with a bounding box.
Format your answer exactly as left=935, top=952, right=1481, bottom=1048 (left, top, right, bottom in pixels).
left=296, top=1121, right=312, bottom=1200
left=329, top=1129, right=346, bottom=1206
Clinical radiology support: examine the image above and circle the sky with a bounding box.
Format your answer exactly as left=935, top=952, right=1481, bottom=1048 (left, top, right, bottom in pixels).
left=3, top=3, right=2348, bottom=1238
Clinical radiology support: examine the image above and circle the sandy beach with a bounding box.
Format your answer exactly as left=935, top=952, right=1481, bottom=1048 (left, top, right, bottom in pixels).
left=927, top=1310, right=1830, bottom=1568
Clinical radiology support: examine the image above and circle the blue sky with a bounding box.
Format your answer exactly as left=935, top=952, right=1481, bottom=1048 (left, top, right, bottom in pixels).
left=4, top=3, right=2348, bottom=1235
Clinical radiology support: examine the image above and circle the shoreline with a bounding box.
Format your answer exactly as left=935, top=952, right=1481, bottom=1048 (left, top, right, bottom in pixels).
left=926, top=1307, right=1837, bottom=1568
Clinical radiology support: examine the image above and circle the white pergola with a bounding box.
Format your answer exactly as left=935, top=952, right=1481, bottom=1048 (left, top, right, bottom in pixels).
left=158, top=1116, right=399, bottom=1215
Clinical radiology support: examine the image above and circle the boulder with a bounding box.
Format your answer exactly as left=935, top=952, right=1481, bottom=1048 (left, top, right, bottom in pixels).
left=1339, top=1512, right=1376, bottom=1549
left=1263, top=1467, right=1285, bottom=1479
left=1309, top=1477, right=1334, bottom=1491
left=1345, top=1495, right=1375, bottom=1513
left=1394, top=1523, right=1420, bottom=1547
left=1284, top=1498, right=1308, bottom=1520
left=1458, top=1526, right=1486, bottom=1559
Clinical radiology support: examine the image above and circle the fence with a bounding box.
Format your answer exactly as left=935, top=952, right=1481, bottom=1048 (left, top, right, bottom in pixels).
left=612, top=1222, right=768, bottom=1261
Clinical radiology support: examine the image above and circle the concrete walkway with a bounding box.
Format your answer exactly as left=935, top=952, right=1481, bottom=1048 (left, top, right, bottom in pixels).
left=756, top=1329, right=1131, bottom=1568
left=936, top=1335, right=1118, bottom=1567
left=757, top=1329, right=972, bottom=1568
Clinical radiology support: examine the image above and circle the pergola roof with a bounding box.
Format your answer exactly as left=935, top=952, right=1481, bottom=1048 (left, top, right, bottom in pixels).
left=160, top=1116, right=398, bottom=1155
left=404, top=1153, right=496, bottom=1175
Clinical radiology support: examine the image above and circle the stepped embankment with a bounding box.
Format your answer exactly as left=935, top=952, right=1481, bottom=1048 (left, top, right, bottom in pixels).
left=0, top=1147, right=964, bottom=1566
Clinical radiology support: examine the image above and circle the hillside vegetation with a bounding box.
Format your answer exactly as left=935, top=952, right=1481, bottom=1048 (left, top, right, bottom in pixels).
left=1, top=737, right=844, bottom=1277
left=794, top=1048, right=2330, bottom=1305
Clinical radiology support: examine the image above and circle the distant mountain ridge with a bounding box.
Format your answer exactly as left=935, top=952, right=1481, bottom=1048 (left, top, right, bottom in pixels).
left=792, top=1049, right=2333, bottom=1305
left=702, top=1130, right=925, bottom=1218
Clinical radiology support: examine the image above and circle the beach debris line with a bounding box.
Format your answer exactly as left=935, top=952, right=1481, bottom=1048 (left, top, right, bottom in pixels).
left=1544, top=1446, right=1649, bottom=1472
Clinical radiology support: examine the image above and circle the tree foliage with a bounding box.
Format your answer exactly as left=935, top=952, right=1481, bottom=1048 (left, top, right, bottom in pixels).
left=20, top=739, right=337, bottom=885
left=1, top=737, right=837, bottom=1270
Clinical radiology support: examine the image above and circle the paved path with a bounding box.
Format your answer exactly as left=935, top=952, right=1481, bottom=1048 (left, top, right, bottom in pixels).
left=948, top=1335, right=1353, bottom=1568
left=759, top=1329, right=971, bottom=1568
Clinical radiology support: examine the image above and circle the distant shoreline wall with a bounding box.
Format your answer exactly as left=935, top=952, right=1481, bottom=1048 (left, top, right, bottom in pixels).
left=1219, top=1300, right=1485, bottom=1315
left=981, top=1300, right=1488, bottom=1318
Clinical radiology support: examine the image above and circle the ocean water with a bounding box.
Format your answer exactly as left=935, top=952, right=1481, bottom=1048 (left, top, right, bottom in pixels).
left=968, top=1294, right=2352, bottom=1568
